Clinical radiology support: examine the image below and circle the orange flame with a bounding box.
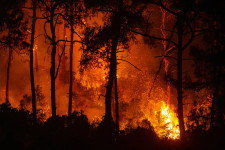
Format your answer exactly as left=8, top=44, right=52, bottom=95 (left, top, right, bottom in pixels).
left=156, top=102, right=180, bottom=139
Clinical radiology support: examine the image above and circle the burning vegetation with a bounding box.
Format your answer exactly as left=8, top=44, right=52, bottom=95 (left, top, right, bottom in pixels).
left=0, top=0, right=225, bottom=150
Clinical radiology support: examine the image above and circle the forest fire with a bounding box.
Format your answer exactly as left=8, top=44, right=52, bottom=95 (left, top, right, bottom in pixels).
left=0, top=0, right=225, bottom=150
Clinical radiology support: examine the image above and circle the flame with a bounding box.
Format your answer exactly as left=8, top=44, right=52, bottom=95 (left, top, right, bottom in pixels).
left=155, top=102, right=180, bottom=139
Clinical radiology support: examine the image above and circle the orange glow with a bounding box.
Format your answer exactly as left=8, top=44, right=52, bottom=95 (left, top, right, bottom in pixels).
left=33, top=44, right=38, bottom=52
left=0, top=3, right=181, bottom=140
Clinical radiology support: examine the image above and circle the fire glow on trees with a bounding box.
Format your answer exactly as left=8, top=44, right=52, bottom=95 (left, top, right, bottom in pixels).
left=0, top=0, right=219, bottom=142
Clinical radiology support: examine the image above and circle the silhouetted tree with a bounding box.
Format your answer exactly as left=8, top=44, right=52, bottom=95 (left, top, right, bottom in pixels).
left=40, top=0, right=65, bottom=118
left=62, top=0, right=86, bottom=117
left=29, top=0, right=38, bottom=123
left=0, top=0, right=28, bottom=104
left=83, top=0, right=145, bottom=142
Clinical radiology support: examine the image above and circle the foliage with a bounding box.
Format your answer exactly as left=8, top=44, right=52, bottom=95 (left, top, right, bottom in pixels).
left=80, top=0, right=146, bottom=71
left=0, top=0, right=29, bottom=51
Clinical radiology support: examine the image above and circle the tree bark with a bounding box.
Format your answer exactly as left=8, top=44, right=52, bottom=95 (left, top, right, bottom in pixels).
left=177, top=15, right=185, bottom=141
left=30, top=0, right=37, bottom=123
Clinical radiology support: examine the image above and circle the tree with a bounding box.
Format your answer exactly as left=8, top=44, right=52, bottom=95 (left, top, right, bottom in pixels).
left=29, top=0, right=38, bottom=123
left=83, top=0, right=145, bottom=142
left=0, top=0, right=28, bottom=104
left=132, top=0, right=204, bottom=141
left=62, top=0, right=86, bottom=117
left=40, top=0, right=65, bottom=118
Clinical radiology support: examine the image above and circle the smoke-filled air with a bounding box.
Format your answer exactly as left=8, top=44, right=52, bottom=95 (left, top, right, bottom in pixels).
left=0, top=0, right=224, bottom=150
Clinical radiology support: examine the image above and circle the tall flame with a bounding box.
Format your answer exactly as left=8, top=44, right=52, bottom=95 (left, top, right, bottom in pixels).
left=156, top=102, right=180, bottom=139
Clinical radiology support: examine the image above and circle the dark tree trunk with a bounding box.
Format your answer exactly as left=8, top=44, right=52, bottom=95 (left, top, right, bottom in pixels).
left=68, top=7, right=74, bottom=117
left=6, top=46, right=12, bottom=104
left=30, top=0, right=37, bottom=123
left=210, top=65, right=222, bottom=131
left=105, top=16, right=121, bottom=143
left=115, top=67, right=119, bottom=139
left=50, top=9, right=57, bottom=118
left=105, top=46, right=115, bottom=141
left=177, top=15, right=185, bottom=141
left=104, top=1, right=123, bottom=143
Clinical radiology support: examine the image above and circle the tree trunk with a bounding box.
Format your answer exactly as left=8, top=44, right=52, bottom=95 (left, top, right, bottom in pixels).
left=210, top=87, right=218, bottom=131
left=68, top=8, right=74, bottom=117
left=177, top=15, right=185, bottom=141
left=115, top=67, right=119, bottom=139
left=104, top=1, right=123, bottom=143
left=50, top=9, right=57, bottom=118
left=210, top=64, right=222, bottom=130
left=6, top=46, right=12, bottom=104
left=105, top=47, right=115, bottom=141
left=105, top=18, right=121, bottom=143
left=34, top=9, right=39, bottom=84
left=30, top=0, right=37, bottom=123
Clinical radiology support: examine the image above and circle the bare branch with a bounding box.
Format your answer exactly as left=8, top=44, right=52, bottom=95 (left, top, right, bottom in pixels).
left=34, top=34, right=44, bottom=39
left=43, top=21, right=51, bottom=41
left=55, top=40, right=66, bottom=79
left=165, top=47, right=176, bottom=56
left=54, top=14, right=61, bottom=29
left=73, top=30, right=83, bottom=41
left=149, top=0, right=178, bottom=16
left=117, top=51, right=124, bottom=53
left=182, top=32, right=204, bottom=51
left=155, top=55, right=177, bottom=60
left=131, top=30, right=178, bottom=47
left=164, top=21, right=177, bottom=54
left=117, top=59, right=142, bottom=71
left=56, top=39, right=84, bottom=45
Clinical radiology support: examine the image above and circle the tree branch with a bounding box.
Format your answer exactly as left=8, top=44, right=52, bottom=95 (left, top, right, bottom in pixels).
left=117, top=59, right=142, bottom=71
left=56, top=39, right=84, bottom=45
left=34, top=34, right=44, bottom=39
left=150, top=0, right=178, bottom=16
left=131, top=30, right=178, bottom=47
left=43, top=21, right=51, bottom=41
left=182, top=32, right=204, bottom=51
left=55, top=40, right=66, bottom=79
left=155, top=55, right=177, bottom=60
left=54, top=14, right=61, bottom=29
